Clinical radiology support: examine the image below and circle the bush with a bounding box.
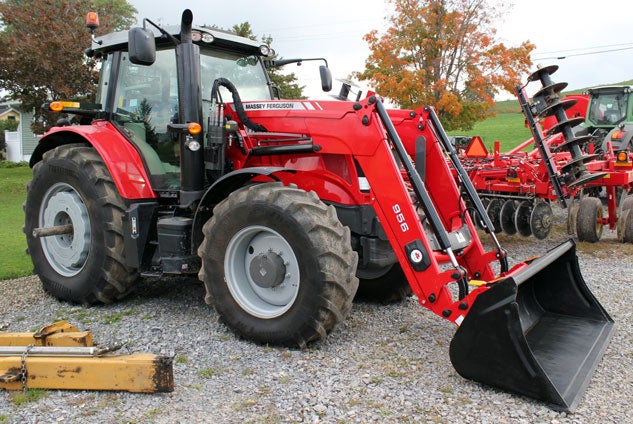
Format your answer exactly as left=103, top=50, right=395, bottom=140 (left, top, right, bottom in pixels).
left=0, top=119, right=20, bottom=152
left=0, top=160, right=29, bottom=168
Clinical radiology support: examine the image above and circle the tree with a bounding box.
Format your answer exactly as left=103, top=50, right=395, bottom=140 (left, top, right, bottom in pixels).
left=230, top=23, right=305, bottom=100
left=358, top=0, right=534, bottom=130
left=0, top=0, right=137, bottom=134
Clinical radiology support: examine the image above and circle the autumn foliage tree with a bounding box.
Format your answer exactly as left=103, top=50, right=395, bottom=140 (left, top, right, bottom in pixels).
left=358, top=0, right=535, bottom=130
left=0, top=0, right=137, bottom=134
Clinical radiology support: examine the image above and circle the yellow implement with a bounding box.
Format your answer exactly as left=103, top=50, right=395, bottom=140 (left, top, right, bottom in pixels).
left=0, top=321, right=173, bottom=393
left=1, top=321, right=93, bottom=347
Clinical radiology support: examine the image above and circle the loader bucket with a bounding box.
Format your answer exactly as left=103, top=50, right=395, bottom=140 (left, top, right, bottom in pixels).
left=449, top=240, right=614, bottom=411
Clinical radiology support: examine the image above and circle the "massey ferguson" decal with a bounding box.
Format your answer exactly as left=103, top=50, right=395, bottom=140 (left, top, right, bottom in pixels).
left=243, top=102, right=323, bottom=111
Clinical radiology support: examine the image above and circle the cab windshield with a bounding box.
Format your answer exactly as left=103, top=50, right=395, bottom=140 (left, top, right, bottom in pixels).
left=587, top=90, right=629, bottom=127
left=107, top=47, right=272, bottom=191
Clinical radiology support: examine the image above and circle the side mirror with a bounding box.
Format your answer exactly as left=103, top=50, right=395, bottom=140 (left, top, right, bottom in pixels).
left=128, top=27, right=156, bottom=66
left=319, top=65, right=332, bottom=92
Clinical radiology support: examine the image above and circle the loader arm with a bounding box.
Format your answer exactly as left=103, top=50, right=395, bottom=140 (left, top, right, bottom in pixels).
left=350, top=98, right=498, bottom=321
left=305, top=96, right=613, bottom=411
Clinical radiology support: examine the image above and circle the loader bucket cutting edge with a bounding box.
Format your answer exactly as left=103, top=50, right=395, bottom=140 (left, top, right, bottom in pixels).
left=449, top=240, right=614, bottom=411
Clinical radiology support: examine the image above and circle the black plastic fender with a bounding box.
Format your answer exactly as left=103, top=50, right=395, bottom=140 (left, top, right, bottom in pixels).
left=191, top=167, right=295, bottom=251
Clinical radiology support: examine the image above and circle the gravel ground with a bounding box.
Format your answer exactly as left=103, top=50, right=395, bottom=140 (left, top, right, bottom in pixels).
left=1, top=210, right=631, bottom=423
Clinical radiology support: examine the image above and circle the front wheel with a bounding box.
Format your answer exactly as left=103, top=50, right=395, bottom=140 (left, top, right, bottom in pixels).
left=198, top=183, right=359, bottom=348
left=24, top=144, right=138, bottom=303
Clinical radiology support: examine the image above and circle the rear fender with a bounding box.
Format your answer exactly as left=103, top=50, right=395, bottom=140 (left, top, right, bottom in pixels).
left=30, top=122, right=156, bottom=200
left=606, top=123, right=633, bottom=151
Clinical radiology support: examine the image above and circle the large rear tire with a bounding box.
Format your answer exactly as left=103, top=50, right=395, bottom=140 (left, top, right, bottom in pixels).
left=198, top=183, right=359, bottom=347
left=24, top=144, right=138, bottom=304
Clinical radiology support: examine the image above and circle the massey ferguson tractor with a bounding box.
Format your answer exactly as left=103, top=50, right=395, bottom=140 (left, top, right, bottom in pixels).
left=23, top=10, right=614, bottom=411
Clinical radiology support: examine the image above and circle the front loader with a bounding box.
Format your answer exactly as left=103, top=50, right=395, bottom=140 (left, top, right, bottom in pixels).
left=23, top=10, right=614, bottom=411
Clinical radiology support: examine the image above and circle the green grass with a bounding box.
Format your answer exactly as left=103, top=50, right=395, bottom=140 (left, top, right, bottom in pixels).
left=10, top=388, right=48, bottom=405
left=0, top=163, right=33, bottom=280
left=448, top=112, right=532, bottom=152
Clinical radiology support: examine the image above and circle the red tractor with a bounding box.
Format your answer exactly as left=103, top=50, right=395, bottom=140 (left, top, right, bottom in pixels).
left=24, top=10, right=613, bottom=411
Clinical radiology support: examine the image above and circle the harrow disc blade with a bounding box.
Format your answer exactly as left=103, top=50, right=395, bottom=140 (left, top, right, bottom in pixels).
left=534, top=81, right=568, bottom=98
left=515, top=200, right=533, bottom=237
left=500, top=200, right=517, bottom=235
left=538, top=98, right=578, bottom=118
left=546, top=117, right=585, bottom=136
left=551, top=134, right=593, bottom=152
left=561, top=154, right=601, bottom=173
left=486, top=198, right=504, bottom=233
left=531, top=202, right=553, bottom=240
left=527, top=65, right=559, bottom=82
left=567, top=171, right=608, bottom=189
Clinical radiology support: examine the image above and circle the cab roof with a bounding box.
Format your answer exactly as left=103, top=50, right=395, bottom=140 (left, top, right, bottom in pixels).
left=587, top=85, right=633, bottom=95
left=92, top=25, right=264, bottom=56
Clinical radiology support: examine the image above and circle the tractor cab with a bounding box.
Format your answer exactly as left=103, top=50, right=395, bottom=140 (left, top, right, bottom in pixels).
left=81, top=12, right=332, bottom=199
left=570, top=85, right=633, bottom=153
left=89, top=18, right=276, bottom=194
left=585, top=85, right=631, bottom=128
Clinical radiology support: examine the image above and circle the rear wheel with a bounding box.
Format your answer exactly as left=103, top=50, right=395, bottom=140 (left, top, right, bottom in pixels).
left=198, top=183, right=358, bottom=347
left=576, top=196, right=603, bottom=242
left=24, top=144, right=138, bottom=303
left=355, top=264, right=412, bottom=304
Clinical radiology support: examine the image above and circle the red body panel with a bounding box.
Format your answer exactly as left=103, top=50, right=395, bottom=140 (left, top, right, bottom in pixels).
left=38, top=121, right=156, bottom=200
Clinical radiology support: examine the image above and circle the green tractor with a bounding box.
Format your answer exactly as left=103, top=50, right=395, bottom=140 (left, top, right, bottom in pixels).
left=575, top=85, right=633, bottom=152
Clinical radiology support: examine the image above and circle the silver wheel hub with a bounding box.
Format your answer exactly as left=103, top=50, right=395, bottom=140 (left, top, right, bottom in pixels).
left=39, top=183, right=90, bottom=276
left=249, top=252, right=286, bottom=288
left=225, top=226, right=300, bottom=319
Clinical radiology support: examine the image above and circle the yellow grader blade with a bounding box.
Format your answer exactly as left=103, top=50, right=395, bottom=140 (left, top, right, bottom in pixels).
left=0, top=353, right=173, bottom=393
left=0, top=321, right=174, bottom=393
left=1, top=321, right=93, bottom=347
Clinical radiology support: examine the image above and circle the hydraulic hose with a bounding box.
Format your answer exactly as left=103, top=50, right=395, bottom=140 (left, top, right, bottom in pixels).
left=211, top=78, right=267, bottom=132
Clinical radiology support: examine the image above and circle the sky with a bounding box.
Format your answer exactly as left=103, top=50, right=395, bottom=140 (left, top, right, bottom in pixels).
left=129, top=0, right=633, bottom=100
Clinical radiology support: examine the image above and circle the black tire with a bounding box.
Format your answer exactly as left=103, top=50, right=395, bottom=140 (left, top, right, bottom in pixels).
left=24, top=144, right=138, bottom=303
left=620, top=195, right=633, bottom=214
left=624, top=209, right=633, bottom=243
left=198, top=183, right=359, bottom=348
left=576, top=196, right=603, bottom=242
left=355, top=264, right=412, bottom=304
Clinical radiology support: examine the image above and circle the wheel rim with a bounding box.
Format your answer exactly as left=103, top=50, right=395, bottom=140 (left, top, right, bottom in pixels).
left=39, top=182, right=91, bottom=277
left=530, top=202, right=553, bottom=240
left=225, top=225, right=300, bottom=319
